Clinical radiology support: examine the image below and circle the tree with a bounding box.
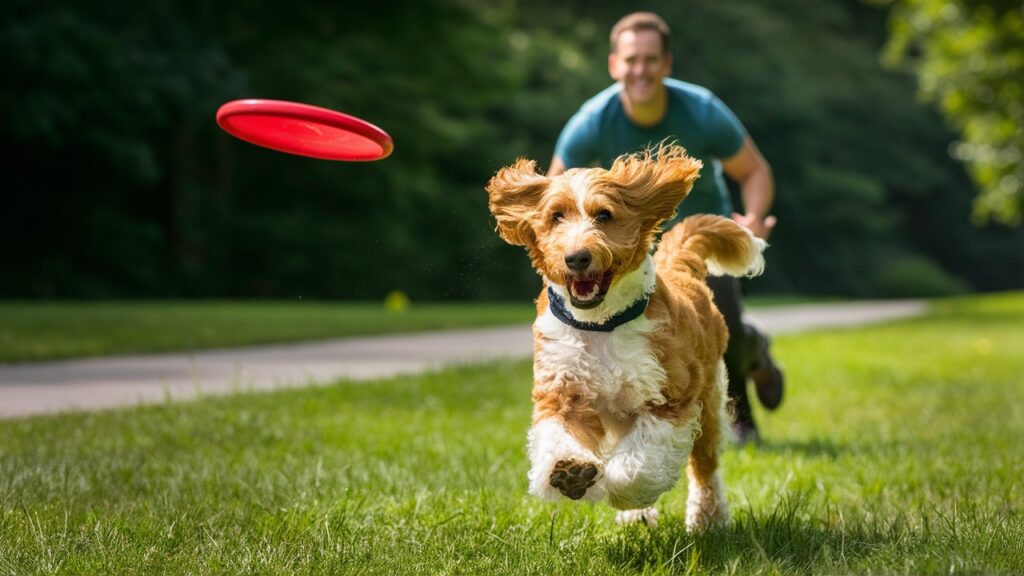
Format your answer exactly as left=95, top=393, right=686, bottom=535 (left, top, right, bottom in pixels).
left=878, top=0, right=1024, bottom=224
left=3, top=0, right=1021, bottom=299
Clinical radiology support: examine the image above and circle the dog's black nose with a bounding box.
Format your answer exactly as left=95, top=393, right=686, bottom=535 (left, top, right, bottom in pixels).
left=564, top=249, right=592, bottom=272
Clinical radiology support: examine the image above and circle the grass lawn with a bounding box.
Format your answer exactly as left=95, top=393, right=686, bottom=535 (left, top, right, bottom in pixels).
left=1, top=292, right=1022, bottom=574
left=0, top=300, right=536, bottom=363
left=0, top=296, right=818, bottom=364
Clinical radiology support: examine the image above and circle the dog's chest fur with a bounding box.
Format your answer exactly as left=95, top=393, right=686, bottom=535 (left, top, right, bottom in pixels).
left=534, top=310, right=667, bottom=418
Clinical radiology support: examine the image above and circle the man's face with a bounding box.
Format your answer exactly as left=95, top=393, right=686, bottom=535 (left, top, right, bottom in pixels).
left=608, top=29, right=672, bottom=106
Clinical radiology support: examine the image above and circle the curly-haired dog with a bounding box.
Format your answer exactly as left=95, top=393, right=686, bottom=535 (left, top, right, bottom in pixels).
left=486, top=145, right=765, bottom=531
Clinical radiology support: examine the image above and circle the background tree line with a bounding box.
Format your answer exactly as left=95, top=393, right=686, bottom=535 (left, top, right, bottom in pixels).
left=2, top=0, right=1022, bottom=301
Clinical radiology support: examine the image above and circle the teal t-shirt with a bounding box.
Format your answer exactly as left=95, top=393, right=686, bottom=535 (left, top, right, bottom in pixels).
left=554, top=78, right=746, bottom=221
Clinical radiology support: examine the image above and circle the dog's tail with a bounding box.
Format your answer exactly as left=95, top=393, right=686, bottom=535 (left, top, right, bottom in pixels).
left=654, top=215, right=766, bottom=281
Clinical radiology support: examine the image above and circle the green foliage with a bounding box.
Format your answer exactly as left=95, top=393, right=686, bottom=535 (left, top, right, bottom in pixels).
left=879, top=0, right=1024, bottom=224
left=2, top=0, right=1023, bottom=299
left=873, top=251, right=971, bottom=297
left=2, top=292, right=1023, bottom=573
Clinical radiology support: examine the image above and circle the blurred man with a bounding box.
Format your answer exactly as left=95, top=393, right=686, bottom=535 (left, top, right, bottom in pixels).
left=548, top=12, right=783, bottom=445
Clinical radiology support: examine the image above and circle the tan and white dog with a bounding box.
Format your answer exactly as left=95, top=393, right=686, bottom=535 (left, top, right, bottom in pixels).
left=486, top=145, right=765, bottom=531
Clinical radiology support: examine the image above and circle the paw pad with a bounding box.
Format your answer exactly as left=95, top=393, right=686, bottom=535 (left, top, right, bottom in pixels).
left=549, top=459, right=598, bottom=500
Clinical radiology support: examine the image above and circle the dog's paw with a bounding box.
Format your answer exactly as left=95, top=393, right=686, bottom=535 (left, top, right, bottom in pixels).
left=615, top=507, right=659, bottom=527
left=684, top=507, right=730, bottom=533
left=549, top=459, right=599, bottom=500
left=685, top=479, right=730, bottom=533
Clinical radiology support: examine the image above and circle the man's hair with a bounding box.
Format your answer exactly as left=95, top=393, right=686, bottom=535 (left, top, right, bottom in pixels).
left=609, top=12, right=671, bottom=55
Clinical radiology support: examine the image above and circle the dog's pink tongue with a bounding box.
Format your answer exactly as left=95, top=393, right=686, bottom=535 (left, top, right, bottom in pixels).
left=571, top=280, right=597, bottom=301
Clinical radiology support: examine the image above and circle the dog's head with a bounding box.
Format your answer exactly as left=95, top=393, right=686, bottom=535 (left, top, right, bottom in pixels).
left=487, top=145, right=701, bottom=309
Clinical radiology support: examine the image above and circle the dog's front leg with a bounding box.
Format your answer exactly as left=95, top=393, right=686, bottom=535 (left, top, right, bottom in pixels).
left=527, top=379, right=606, bottom=502
left=603, top=411, right=698, bottom=511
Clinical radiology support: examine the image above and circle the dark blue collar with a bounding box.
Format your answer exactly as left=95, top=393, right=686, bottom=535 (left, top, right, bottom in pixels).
left=547, top=286, right=650, bottom=332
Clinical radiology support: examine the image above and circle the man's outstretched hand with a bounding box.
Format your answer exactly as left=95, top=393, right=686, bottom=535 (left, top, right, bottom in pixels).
left=732, top=212, right=777, bottom=240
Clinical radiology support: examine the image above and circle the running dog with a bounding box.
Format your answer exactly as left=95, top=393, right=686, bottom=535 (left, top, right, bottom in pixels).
left=486, top=145, right=765, bottom=531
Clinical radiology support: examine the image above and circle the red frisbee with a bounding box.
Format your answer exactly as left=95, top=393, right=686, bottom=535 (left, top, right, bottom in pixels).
left=216, top=99, right=393, bottom=161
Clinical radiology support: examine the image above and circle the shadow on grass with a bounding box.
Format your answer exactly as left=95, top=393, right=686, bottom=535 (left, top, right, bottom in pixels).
left=602, top=493, right=885, bottom=574
left=757, top=437, right=850, bottom=459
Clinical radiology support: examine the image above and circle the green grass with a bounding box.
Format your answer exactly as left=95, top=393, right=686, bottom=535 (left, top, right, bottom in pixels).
left=0, top=297, right=829, bottom=364
left=0, top=301, right=535, bottom=363
left=1, top=292, right=1022, bottom=574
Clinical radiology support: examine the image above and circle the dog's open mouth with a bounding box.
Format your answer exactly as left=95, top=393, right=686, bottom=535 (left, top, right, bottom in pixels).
left=567, top=272, right=614, bottom=309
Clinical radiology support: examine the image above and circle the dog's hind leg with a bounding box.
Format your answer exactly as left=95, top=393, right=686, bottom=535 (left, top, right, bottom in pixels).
left=685, top=361, right=731, bottom=532
left=528, top=383, right=606, bottom=502
left=615, top=507, right=660, bottom=527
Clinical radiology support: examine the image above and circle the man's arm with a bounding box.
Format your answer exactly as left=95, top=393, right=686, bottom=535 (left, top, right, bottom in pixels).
left=548, top=155, right=567, bottom=177
left=722, top=136, right=776, bottom=239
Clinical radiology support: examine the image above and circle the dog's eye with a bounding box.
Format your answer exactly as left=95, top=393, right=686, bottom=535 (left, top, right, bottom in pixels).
left=551, top=211, right=564, bottom=224
left=595, top=210, right=613, bottom=224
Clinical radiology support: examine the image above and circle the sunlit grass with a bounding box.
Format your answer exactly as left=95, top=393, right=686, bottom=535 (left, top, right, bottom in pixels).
left=1, top=292, right=1022, bottom=574
left=0, top=300, right=535, bottom=363
left=0, top=297, right=831, bottom=364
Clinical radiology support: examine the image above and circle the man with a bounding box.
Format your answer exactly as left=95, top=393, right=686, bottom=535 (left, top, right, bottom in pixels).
left=548, top=12, right=783, bottom=445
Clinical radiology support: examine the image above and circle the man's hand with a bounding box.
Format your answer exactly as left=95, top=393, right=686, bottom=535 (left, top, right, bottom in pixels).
left=547, top=154, right=567, bottom=177
left=732, top=212, right=776, bottom=240
left=722, top=137, right=775, bottom=240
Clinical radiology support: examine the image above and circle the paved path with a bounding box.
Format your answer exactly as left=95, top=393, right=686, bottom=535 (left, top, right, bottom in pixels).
left=0, top=300, right=926, bottom=418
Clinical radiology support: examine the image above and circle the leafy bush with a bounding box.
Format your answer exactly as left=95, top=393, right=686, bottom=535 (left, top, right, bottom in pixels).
left=873, top=252, right=970, bottom=297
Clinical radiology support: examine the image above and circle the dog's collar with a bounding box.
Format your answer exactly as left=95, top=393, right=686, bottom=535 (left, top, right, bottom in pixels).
left=547, top=286, right=650, bottom=332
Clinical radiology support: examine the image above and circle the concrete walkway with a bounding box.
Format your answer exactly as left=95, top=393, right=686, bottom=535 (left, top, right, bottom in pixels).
left=0, top=300, right=926, bottom=418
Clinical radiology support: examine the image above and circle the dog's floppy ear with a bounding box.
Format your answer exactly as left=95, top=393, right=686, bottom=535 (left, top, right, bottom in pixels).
left=608, top=144, right=702, bottom=227
left=486, top=158, right=549, bottom=246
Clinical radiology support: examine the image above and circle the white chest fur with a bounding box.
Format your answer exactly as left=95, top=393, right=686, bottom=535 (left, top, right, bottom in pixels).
left=533, top=310, right=667, bottom=418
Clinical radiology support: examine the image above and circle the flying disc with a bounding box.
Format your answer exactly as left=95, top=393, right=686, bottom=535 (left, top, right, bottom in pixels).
left=216, top=99, right=393, bottom=161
